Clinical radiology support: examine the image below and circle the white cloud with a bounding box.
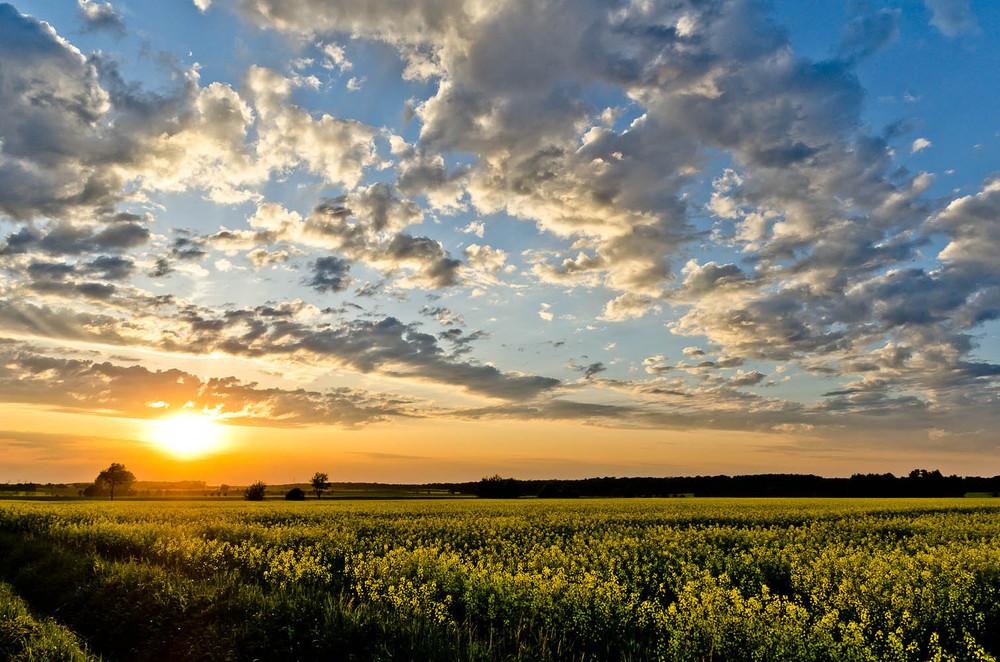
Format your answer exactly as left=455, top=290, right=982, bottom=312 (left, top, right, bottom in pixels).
left=319, top=42, right=352, bottom=71
left=911, top=138, right=932, bottom=153
left=461, top=221, right=485, bottom=238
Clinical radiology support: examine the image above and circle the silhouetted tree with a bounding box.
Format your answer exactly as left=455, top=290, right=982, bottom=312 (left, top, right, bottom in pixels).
left=220, top=484, right=230, bottom=497
left=243, top=481, right=267, bottom=501
left=285, top=487, right=306, bottom=501
left=477, top=475, right=521, bottom=498
left=311, top=472, right=331, bottom=499
left=95, top=463, right=136, bottom=500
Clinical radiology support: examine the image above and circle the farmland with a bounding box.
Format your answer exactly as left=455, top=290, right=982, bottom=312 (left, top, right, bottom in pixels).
left=1, top=499, right=1000, bottom=661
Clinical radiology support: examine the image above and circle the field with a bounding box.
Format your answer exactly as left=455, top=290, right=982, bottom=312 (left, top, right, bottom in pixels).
left=1, top=499, right=1000, bottom=661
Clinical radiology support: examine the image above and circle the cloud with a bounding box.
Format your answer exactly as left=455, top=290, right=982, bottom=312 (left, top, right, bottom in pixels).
left=319, top=42, right=352, bottom=71
left=0, top=293, right=562, bottom=402
left=923, top=0, right=978, bottom=37
left=911, top=138, right=932, bottom=153
left=244, top=66, right=383, bottom=189
left=836, top=9, right=900, bottom=62
left=600, top=293, right=656, bottom=322
left=78, top=0, right=126, bottom=36
left=421, top=306, right=465, bottom=326
left=463, top=243, right=506, bottom=275
left=307, top=256, right=352, bottom=292
left=247, top=247, right=290, bottom=267
left=0, top=341, right=408, bottom=428
left=729, top=370, right=765, bottom=387
left=0, top=5, right=118, bottom=221
left=461, top=221, right=485, bottom=238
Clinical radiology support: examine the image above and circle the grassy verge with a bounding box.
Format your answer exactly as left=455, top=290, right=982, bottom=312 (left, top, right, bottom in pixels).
left=0, top=581, right=99, bottom=662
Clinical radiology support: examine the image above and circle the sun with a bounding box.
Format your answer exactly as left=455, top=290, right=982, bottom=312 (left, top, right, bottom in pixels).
left=152, top=414, right=226, bottom=459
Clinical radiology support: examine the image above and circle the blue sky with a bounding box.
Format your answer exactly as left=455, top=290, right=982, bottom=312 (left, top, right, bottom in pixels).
left=1, top=0, right=999, bottom=482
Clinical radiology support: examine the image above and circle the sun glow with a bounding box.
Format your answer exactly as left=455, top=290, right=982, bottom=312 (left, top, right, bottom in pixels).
left=151, top=414, right=226, bottom=459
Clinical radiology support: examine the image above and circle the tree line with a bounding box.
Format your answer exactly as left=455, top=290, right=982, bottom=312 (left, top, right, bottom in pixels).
left=14, top=467, right=1000, bottom=500
left=457, top=469, right=1000, bottom=498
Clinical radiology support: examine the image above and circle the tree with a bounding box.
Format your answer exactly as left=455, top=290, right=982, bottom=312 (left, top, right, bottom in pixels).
left=477, top=475, right=521, bottom=499
left=219, top=484, right=230, bottom=497
left=285, top=487, right=306, bottom=501
left=311, top=472, right=331, bottom=499
left=243, top=481, right=267, bottom=501
left=96, top=463, right=136, bottom=500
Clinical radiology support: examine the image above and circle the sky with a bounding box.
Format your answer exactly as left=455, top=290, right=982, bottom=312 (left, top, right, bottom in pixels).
left=1, top=0, right=999, bottom=484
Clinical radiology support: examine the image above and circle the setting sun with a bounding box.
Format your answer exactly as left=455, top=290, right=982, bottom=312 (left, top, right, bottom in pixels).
left=151, top=414, right=226, bottom=459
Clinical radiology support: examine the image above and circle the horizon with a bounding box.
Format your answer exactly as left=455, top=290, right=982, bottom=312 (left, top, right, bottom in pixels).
left=2, top=0, right=999, bottom=485
left=5, top=467, right=999, bottom=489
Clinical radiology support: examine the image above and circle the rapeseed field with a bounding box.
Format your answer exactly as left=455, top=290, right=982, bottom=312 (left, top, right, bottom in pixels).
left=1, top=498, right=999, bottom=661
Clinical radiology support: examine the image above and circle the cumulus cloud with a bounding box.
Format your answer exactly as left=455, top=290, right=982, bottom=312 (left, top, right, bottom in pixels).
left=244, top=66, right=383, bottom=189
left=0, top=5, right=118, bottom=221
left=463, top=243, right=506, bottom=275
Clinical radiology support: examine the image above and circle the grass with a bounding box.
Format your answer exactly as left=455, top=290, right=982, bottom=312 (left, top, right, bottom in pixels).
left=0, top=581, right=98, bottom=662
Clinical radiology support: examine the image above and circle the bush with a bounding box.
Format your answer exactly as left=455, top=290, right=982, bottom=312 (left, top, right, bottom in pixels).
left=285, top=488, right=306, bottom=501
left=243, top=481, right=267, bottom=501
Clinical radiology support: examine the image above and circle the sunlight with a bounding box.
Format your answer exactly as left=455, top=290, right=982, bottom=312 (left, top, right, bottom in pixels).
left=151, top=414, right=226, bottom=459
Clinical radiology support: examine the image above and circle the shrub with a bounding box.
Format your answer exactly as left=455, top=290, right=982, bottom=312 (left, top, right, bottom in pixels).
left=285, top=488, right=306, bottom=501
left=243, top=481, right=267, bottom=501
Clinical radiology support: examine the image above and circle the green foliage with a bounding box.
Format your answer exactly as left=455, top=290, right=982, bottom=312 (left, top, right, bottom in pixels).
left=0, top=582, right=97, bottom=661
left=243, top=481, right=267, bottom=501
left=1, top=498, right=1000, bottom=660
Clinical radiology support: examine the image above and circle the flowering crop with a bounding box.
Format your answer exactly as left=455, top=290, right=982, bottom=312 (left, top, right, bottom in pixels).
left=1, top=498, right=999, bottom=660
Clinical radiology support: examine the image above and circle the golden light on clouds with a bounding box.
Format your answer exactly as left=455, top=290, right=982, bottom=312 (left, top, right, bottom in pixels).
left=149, top=414, right=227, bottom=460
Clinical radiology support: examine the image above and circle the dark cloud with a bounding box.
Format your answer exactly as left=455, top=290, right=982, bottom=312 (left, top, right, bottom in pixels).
left=149, top=258, right=173, bottom=278
left=0, top=223, right=150, bottom=256
left=78, top=0, right=126, bottom=37
left=82, top=255, right=135, bottom=280
left=307, top=256, right=352, bottom=292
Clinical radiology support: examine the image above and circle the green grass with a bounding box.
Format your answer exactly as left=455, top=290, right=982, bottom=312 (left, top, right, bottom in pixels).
left=1, top=498, right=1000, bottom=660
left=0, top=581, right=99, bottom=662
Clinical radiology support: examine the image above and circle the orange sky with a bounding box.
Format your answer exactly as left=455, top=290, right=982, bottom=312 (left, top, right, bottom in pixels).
left=4, top=404, right=997, bottom=485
